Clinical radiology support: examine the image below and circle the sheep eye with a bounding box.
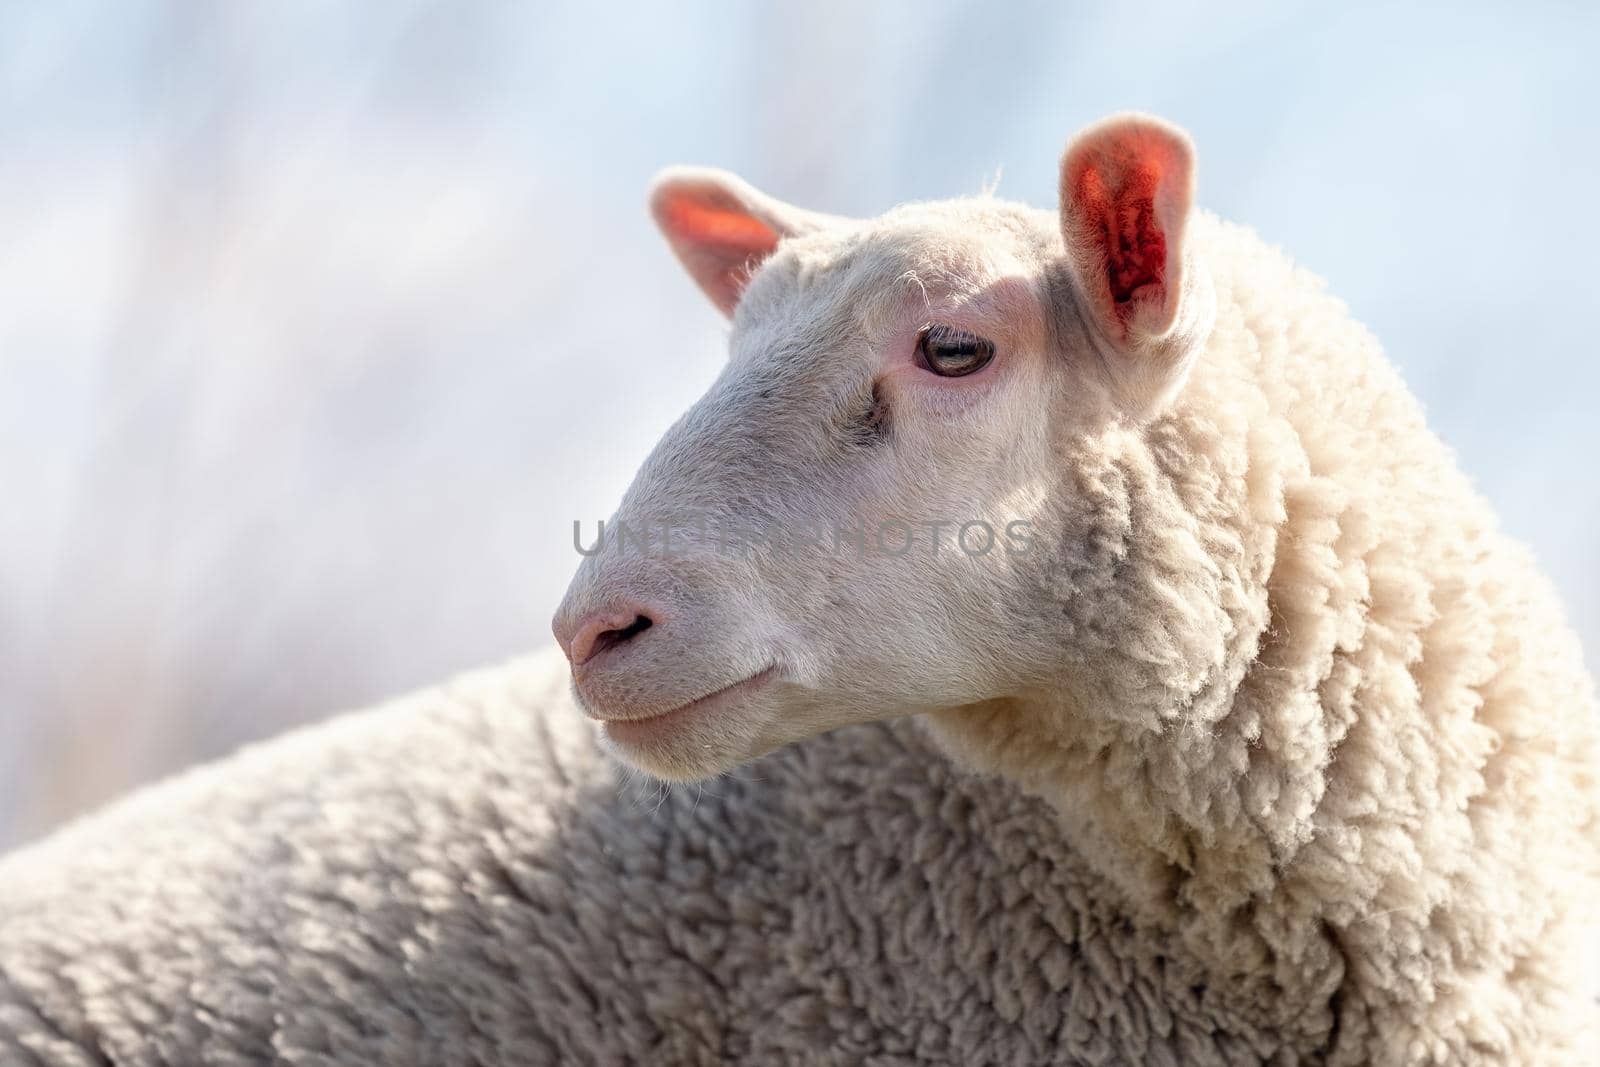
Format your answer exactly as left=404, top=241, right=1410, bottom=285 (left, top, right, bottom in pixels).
left=917, top=325, right=995, bottom=377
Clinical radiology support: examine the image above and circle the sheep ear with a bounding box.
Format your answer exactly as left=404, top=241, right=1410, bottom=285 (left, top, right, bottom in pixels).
left=1059, top=115, right=1209, bottom=415
left=649, top=168, right=842, bottom=317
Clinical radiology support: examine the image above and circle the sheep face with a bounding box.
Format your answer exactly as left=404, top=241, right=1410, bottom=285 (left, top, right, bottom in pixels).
left=554, top=116, right=1216, bottom=781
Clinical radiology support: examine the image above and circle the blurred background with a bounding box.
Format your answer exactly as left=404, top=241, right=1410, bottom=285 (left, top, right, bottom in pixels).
left=2, top=1, right=1597, bottom=849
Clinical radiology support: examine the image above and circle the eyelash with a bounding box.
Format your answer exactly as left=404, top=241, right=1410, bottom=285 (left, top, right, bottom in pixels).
left=916, top=325, right=996, bottom=377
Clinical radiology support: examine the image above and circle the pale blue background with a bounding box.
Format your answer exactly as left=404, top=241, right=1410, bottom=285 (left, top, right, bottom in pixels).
left=2, top=1, right=1596, bottom=845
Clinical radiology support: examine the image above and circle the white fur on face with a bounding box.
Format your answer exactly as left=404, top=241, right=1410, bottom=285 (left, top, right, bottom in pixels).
left=560, top=121, right=1213, bottom=782
left=556, top=119, right=1203, bottom=783
left=560, top=119, right=1216, bottom=781
left=555, top=190, right=1161, bottom=780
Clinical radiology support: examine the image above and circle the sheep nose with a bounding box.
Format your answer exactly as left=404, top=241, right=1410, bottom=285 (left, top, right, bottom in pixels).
left=554, top=604, right=659, bottom=668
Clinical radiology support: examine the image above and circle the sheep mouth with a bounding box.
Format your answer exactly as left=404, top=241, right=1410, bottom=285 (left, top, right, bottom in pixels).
left=601, top=666, right=778, bottom=747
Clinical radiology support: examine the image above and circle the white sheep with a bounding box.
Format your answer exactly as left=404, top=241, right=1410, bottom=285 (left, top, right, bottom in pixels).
left=2, top=114, right=1596, bottom=1066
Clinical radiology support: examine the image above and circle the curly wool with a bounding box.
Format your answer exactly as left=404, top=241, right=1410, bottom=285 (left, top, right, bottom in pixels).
left=929, top=214, right=1600, bottom=1064
left=1, top=215, right=1596, bottom=1066
left=3, top=650, right=1291, bottom=1066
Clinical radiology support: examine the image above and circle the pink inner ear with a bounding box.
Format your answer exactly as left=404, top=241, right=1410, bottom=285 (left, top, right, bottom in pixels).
left=659, top=197, right=780, bottom=259
left=656, top=191, right=783, bottom=313
left=1073, top=162, right=1167, bottom=316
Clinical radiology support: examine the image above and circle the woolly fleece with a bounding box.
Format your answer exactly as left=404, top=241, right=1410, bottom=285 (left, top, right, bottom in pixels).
left=3, top=649, right=1278, bottom=1066
left=2, top=199, right=1597, bottom=1065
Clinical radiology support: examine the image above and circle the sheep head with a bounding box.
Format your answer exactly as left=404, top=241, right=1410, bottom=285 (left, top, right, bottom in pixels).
left=553, top=115, right=1231, bottom=783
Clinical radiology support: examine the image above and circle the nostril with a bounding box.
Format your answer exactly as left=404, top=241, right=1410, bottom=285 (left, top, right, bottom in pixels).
left=566, top=607, right=658, bottom=667
left=593, top=614, right=652, bottom=659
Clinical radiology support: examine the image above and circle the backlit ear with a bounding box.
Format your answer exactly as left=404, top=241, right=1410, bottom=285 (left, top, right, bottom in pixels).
left=1060, top=115, right=1211, bottom=415
left=1061, top=114, right=1194, bottom=339
left=649, top=168, right=842, bottom=317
